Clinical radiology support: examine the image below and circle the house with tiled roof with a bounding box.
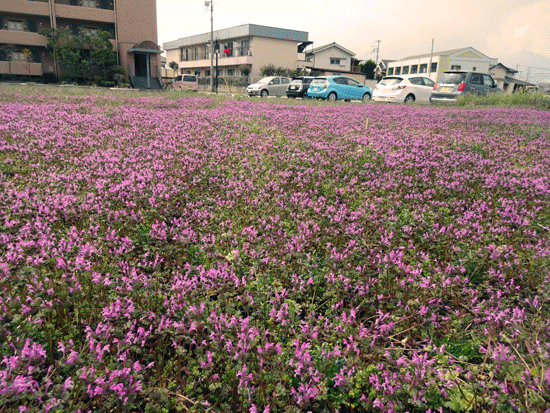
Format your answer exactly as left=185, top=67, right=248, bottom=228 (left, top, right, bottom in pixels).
left=305, top=42, right=356, bottom=72
left=488, top=63, right=535, bottom=93
left=386, top=47, right=498, bottom=81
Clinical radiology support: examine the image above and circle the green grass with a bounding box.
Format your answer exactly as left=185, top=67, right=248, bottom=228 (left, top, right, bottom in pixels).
left=456, top=91, right=550, bottom=109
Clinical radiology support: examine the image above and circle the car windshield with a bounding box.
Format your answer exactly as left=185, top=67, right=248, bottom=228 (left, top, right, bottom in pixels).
left=183, top=76, right=196, bottom=82
left=438, top=72, right=467, bottom=84
left=379, top=77, right=403, bottom=86
left=311, top=78, right=326, bottom=85
left=257, top=78, right=271, bottom=84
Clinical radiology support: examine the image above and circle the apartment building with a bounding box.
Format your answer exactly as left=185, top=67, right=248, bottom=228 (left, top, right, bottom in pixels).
left=163, top=24, right=310, bottom=79
left=0, top=0, right=160, bottom=85
left=386, top=47, right=498, bottom=81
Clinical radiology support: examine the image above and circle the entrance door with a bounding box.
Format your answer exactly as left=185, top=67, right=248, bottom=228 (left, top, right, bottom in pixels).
left=134, top=53, right=148, bottom=77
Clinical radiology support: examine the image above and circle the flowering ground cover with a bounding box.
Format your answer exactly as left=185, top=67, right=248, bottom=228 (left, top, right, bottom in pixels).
left=0, top=86, right=549, bottom=413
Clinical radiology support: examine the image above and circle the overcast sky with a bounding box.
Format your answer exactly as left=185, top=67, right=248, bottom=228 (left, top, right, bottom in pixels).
left=156, top=0, right=550, bottom=82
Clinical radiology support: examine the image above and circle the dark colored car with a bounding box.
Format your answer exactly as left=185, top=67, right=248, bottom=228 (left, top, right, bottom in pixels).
left=430, top=71, right=503, bottom=102
left=286, top=76, right=315, bottom=98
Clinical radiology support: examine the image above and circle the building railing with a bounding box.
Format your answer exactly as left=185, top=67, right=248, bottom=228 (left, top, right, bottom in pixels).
left=178, top=49, right=252, bottom=62
left=55, top=0, right=114, bottom=11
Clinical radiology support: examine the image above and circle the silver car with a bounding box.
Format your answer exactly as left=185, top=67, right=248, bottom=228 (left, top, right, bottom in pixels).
left=431, top=71, right=504, bottom=102
left=247, top=76, right=291, bottom=97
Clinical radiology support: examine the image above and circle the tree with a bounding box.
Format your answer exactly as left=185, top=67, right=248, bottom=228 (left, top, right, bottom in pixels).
left=239, top=65, right=250, bottom=79
left=359, top=59, right=377, bottom=80
left=91, top=31, right=116, bottom=80
left=43, top=27, right=117, bottom=84
left=22, top=48, right=33, bottom=81
left=168, top=61, right=179, bottom=76
left=0, top=44, right=16, bottom=78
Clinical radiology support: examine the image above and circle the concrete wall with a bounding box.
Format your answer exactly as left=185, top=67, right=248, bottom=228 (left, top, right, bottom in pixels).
left=116, top=0, right=159, bottom=79
left=249, top=36, right=298, bottom=77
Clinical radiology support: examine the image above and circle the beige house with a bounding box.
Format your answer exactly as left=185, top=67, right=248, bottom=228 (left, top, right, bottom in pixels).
left=163, top=24, right=310, bottom=79
left=375, top=59, right=395, bottom=78
left=0, top=0, right=160, bottom=87
left=305, top=42, right=355, bottom=73
left=386, top=47, right=498, bottom=81
left=488, top=63, right=534, bottom=93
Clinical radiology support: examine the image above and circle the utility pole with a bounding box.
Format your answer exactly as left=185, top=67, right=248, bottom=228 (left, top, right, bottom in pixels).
left=205, top=0, right=214, bottom=92
left=427, top=38, right=434, bottom=78
left=372, top=40, right=381, bottom=78
left=373, top=40, right=381, bottom=65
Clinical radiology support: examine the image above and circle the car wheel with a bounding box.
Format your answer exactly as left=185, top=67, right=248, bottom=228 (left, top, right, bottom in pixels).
left=362, top=93, right=371, bottom=102
left=260, top=89, right=269, bottom=98
left=404, top=94, right=415, bottom=103
left=327, top=92, right=337, bottom=102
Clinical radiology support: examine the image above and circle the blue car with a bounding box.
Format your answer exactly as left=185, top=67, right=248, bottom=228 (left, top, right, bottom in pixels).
left=307, top=76, right=372, bottom=102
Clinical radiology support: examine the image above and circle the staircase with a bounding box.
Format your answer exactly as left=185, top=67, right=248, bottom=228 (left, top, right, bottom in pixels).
left=130, top=76, right=162, bottom=90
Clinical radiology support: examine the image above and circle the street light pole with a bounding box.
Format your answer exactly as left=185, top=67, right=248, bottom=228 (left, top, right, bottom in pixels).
left=206, top=1, right=214, bottom=92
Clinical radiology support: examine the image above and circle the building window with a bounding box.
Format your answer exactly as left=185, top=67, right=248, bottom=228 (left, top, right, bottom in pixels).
left=224, top=41, right=233, bottom=57
left=195, top=70, right=201, bottom=76
left=180, top=48, right=184, bottom=61
left=227, top=69, right=234, bottom=76
left=472, top=66, right=476, bottom=71
left=330, top=58, right=341, bottom=65
left=194, top=47, right=198, bottom=60
left=410, top=65, right=418, bottom=74
left=205, top=70, right=210, bottom=77
left=82, top=27, right=98, bottom=36
left=419, top=64, right=427, bottom=73
left=8, top=20, right=25, bottom=31
left=11, top=51, right=27, bottom=62
left=240, top=39, right=250, bottom=56
left=83, top=0, right=98, bottom=7
left=430, top=62, right=437, bottom=72
left=451, top=65, right=461, bottom=70
left=387, top=68, right=394, bottom=75
left=395, top=67, right=401, bottom=75
left=402, top=66, right=409, bottom=74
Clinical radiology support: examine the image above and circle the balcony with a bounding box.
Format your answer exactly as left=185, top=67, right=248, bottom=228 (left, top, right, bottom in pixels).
left=54, top=3, right=114, bottom=23
left=0, top=29, right=48, bottom=47
left=0, top=0, right=51, bottom=16
left=0, top=61, right=43, bottom=76
left=179, top=54, right=253, bottom=69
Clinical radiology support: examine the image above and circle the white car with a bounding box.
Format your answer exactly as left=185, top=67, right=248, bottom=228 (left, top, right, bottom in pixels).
left=373, top=74, right=436, bottom=103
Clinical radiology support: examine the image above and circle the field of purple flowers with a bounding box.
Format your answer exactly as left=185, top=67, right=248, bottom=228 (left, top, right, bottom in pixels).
left=0, top=87, right=549, bottom=413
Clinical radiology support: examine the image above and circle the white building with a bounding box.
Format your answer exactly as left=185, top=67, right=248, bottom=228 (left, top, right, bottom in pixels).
left=163, top=24, right=310, bottom=79
left=386, top=47, right=498, bottom=81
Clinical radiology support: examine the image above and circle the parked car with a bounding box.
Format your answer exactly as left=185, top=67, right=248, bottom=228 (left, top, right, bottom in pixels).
left=373, top=74, right=435, bottom=103
left=247, top=76, right=291, bottom=97
left=172, top=75, right=199, bottom=92
left=307, top=76, right=372, bottom=102
left=430, top=71, right=503, bottom=102
left=286, top=76, right=315, bottom=98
